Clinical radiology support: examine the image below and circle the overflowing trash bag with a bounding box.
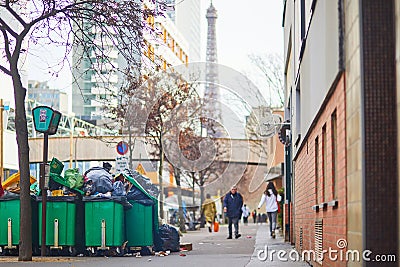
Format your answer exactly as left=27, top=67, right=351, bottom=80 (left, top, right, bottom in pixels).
left=48, top=172, right=84, bottom=195
left=83, top=167, right=113, bottom=194
left=30, top=182, right=40, bottom=195
left=154, top=224, right=180, bottom=252
left=0, top=190, right=20, bottom=200
left=126, top=186, right=154, bottom=206
left=1, top=172, right=36, bottom=194
left=64, top=168, right=84, bottom=189
left=112, top=181, right=126, bottom=196
left=82, top=179, right=96, bottom=196
left=124, top=169, right=159, bottom=198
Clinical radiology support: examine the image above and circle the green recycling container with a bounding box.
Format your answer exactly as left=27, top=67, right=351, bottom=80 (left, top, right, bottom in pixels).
left=83, top=197, right=125, bottom=247
left=38, top=196, right=77, bottom=246
left=0, top=195, right=38, bottom=253
left=125, top=201, right=153, bottom=246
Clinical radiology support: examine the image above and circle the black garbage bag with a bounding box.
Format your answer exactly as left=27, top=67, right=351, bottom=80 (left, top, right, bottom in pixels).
left=126, top=186, right=154, bottom=206
left=84, top=167, right=113, bottom=194
left=112, top=181, right=126, bottom=196
left=156, top=224, right=180, bottom=252
left=124, top=169, right=159, bottom=197
left=0, top=191, right=20, bottom=200
left=48, top=178, right=63, bottom=191
left=82, top=180, right=96, bottom=196
left=153, top=231, right=164, bottom=252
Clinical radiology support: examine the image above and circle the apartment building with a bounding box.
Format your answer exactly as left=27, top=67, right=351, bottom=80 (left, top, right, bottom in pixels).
left=71, top=0, right=192, bottom=123
left=283, top=1, right=398, bottom=266
left=27, top=80, right=69, bottom=114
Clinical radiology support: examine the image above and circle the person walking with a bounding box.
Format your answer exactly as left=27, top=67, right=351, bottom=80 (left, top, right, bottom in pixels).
left=257, top=182, right=281, bottom=238
left=241, top=204, right=250, bottom=225
left=201, top=193, right=217, bottom=232
left=252, top=209, right=257, bottom=224
left=223, top=185, right=243, bottom=239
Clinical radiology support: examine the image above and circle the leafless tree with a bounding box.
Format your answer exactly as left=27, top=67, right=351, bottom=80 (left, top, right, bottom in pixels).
left=0, top=0, right=163, bottom=260
left=248, top=53, right=284, bottom=108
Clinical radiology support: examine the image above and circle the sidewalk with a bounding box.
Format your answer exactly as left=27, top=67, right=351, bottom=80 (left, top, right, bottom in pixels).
left=247, top=223, right=309, bottom=266
left=178, top=222, right=310, bottom=267
left=0, top=223, right=310, bottom=267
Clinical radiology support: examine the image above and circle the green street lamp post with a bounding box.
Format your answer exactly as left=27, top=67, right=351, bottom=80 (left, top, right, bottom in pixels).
left=32, top=106, right=61, bottom=256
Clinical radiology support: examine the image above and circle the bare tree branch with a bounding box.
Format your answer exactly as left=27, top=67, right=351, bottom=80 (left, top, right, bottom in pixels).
left=248, top=53, right=284, bottom=108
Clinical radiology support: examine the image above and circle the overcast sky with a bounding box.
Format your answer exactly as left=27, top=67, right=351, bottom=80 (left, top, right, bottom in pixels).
left=201, top=0, right=284, bottom=71
left=26, top=0, right=284, bottom=107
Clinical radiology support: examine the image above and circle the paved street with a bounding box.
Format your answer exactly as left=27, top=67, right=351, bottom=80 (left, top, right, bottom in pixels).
left=0, top=223, right=309, bottom=267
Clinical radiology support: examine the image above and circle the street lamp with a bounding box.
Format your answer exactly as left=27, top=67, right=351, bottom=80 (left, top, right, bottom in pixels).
left=32, top=106, right=61, bottom=256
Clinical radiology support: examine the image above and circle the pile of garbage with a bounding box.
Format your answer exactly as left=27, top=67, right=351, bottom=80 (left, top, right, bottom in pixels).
left=49, top=168, right=84, bottom=196
left=0, top=159, right=158, bottom=202
left=155, top=224, right=180, bottom=252
left=0, top=159, right=187, bottom=258
left=124, top=169, right=160, bottom=198
left=0, top=172, right=37, bottom=199
left=81, top=165, right=159, bottom=208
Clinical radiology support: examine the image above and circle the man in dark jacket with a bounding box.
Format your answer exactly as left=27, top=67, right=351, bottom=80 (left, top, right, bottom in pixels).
left=223, top=185, right=243, bottom=239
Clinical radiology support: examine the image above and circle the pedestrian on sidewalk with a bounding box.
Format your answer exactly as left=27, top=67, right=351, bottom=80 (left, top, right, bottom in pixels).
left=223, top=185, right=243, bottom=239
left=201, top=193, right=217, bottom=232
left=252, top=209, right=257, bottom=224
left=242, top=204, right=250, bottom=225
left=257, top=182, right=281, bottom=238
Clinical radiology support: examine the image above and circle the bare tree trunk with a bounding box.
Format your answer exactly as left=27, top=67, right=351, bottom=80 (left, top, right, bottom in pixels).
left=12, top=66, right=32, bottom=261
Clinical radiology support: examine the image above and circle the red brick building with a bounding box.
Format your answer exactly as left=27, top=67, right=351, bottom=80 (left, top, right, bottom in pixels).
left=283, top=1, right=398, bottom=266
left=293, top=74, right=346, bottom=266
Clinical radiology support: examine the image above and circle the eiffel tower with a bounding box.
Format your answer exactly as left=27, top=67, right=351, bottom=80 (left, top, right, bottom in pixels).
left=203, top=1, right=223, bottom=137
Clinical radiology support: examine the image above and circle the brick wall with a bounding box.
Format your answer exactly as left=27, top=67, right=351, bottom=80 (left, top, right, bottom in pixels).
left=294, top=73, right=347, bottom=267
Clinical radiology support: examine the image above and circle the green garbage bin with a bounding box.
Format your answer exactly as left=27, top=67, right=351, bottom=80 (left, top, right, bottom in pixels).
left=83, top=196, right=125, bottom=255
left=37, top=195, right=82, bottom=255
left=125, top=201, right=154, bottom=247
left=0, top=194, right=38, bottom=256
left=122, top=172, right=159, bottom=251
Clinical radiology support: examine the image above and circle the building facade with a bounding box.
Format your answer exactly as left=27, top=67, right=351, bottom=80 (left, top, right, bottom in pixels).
left=71, top=0, right=191, bottom=123
left=283, top=1, right=399, bottom=266
left=174, top=0, right=202, bottom=62
left=28, top=80, right=68, bottom=113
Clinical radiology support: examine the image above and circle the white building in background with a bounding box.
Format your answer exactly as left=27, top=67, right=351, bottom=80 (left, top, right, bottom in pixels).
left=71, top=0, right=193, bottom=124
left=71, top=21, right=127, bottom=123
left=163, top=0, right=202, bottom=62
left=28, top=80, right=69, bottom=114
left=174, top=0, right=202, bottom=62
